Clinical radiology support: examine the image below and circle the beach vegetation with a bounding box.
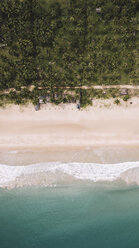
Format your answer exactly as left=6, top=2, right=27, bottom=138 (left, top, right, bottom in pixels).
left=114, top=99, right=120, bottom=105
left=123, top=95, right=130, bottom=102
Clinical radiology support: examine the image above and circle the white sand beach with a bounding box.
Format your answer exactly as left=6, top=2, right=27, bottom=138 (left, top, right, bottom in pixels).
left=0, top=98, right=139, bottom=150
left=0, top=98, right=139, bottom=188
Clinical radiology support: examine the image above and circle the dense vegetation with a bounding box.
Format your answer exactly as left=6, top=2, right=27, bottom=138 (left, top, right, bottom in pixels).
left=0, top=0, right=139, bottom=106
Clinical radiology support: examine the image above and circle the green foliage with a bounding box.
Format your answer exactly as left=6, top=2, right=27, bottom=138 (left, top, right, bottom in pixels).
left=80, top=89, right=92, bottom=107
left=0, top=0, right=138, bottom=106
left=114, top=99, right=120, bottom=105
left=123, top=94, right=130, bottom=101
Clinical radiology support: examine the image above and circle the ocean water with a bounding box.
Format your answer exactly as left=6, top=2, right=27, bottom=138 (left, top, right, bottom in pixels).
left=0, top=185, right=139, bottom=248
left=1, top=147, right=139, bottom=248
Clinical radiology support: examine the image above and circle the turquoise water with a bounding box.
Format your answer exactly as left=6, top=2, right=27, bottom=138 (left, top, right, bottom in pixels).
left=0, top=184, right=139, bottom=248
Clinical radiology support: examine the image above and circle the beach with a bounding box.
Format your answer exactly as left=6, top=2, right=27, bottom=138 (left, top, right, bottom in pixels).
left=1, top=0, right=138, bottom=246
left=0, top=97, right=139, bottom=150
left=0, top=99, right=139, bottom=188
left=1, top=99, right=139, bottom=248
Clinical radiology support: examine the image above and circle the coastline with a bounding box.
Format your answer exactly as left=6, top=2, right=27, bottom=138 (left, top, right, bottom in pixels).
left=0, top=98, right=139, bottom=150
left=1, top=99, right=139, bottom=188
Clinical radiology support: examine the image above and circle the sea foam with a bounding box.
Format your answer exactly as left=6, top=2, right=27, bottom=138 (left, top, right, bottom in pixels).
left=0, top=161, right=139, bottom=188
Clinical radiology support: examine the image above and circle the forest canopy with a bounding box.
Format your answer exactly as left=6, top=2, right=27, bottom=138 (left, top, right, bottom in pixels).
left=0, top=0, right=139, bottom=105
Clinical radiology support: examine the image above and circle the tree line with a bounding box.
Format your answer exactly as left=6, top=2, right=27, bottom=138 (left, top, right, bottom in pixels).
left=0, top=0, right=138, bottom=105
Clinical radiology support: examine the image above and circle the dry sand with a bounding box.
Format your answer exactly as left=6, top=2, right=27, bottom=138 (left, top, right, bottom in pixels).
left=0, top=97, right=139, bottom=150
left=1, top=98, right=139, bottom=188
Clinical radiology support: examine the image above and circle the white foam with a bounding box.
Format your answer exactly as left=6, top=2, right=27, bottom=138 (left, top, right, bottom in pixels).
left=60, top=162, right=139, bottom=181
left=0, top=161, right=139, bottom=188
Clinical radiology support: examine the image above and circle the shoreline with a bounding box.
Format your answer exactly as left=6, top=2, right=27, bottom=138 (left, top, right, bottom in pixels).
left=0, top=99, right=139, bottom=149
left=1, top=100, right=139, bottom=188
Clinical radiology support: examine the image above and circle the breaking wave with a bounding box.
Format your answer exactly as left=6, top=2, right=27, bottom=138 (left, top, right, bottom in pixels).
left=1, top=161, right=139, bottom=188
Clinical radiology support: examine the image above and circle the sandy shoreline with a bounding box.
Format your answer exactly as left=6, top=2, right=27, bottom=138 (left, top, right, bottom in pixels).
left=1, top=99, right=139, bottom=188
left=0, top=98, right=139, bottom=150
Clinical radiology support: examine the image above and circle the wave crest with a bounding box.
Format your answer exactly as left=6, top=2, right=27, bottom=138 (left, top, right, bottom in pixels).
left=0, top=161, right=139, bottom=188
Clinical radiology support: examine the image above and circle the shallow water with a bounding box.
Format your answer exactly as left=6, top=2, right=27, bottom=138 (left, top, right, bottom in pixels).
left=0, top=185, right=139, bottom=248
left=1, top=147, right=139, bottom=247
